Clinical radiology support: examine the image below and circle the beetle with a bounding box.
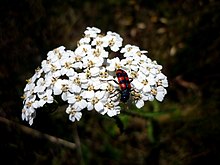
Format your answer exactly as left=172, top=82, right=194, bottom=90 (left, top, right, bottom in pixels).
left=114, top=69, right=133, bottom=102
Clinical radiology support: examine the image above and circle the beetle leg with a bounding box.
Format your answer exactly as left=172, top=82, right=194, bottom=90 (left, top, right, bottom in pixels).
left=130, top=88, right=139, bottom=96
left=100, top=79, right=119, bottom=84
left=109, top=89, right=121, bottom=98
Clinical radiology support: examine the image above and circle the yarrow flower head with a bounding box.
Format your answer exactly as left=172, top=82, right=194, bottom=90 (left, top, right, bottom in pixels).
left=21, top=27, right=168, bottom=125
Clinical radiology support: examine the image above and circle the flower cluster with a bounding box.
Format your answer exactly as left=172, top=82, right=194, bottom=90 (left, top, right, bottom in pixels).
left=21, top=27, right=168, bottom=125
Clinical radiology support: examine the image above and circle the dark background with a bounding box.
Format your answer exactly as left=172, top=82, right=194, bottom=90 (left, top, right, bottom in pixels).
left=0, top=0, right=220, bottom=164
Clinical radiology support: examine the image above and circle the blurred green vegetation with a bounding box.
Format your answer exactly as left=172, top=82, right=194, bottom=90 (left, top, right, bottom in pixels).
left=0, top=0, right=220, bottom=164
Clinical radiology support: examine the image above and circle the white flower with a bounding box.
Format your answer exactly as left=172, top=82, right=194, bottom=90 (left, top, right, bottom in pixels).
left=88, top=46, right=108, bottom=65
left=120, top=44, right=139, bottom=57
left=106, top=31, right=123, bottom=52
left=132, top=91, right=153, bottom=108
left=34, top=78, right=47, bottom=93
left=53, top=79, right=70, bottom=101
left=23, top=96, right=36, bottom=110
left=24, top=79, right=35, bottom=93
left=106, top=57, right=121, bottom=72
left=67, top=93, right=87, bottom=111
left=74, top=45, right=92, bottom=69
left=100, top=99, right=120, bottom=117
left=32, top=67, right=43, bottom=81
left=41, top=60, right=62, bottom=77
left=37, top=89, right=54, bottom=105
left=66, top=105, right=82, bottom=122
left=120, top=57, right=139, bottom=72
left=131, top=79, right=144, bottom=91
left=41, top=60, right=52, bottom=73
left=135, top=99, right=145, bottom=109
left=84, top=27, right=101, bottom=38
left=156, top=73, right=168, bottom=87
left=81, top=78, right=102, bottom=98
left=121, top=44, right=147, bottom=59
left=91, top=34, right=109, bottom=47
left=84, top=67, right=100, bottom=78
left=155, top=86, right=167, bottom=102
left=79, top=27, right=101, bottom=44
left=22, top=108, right=36, bottom=125
left=86, top=90, right=107, bottom=113
left=68, top=75, right=83, bottom=94
left=75, top=44, right=91, bottom=56
left=60, top=62, right=76, bottom=77
left=22, top=94, right=38, bottom=125
left=99, top=67, right=111, bottom=79
left=47, top=46, right=66, bottom=63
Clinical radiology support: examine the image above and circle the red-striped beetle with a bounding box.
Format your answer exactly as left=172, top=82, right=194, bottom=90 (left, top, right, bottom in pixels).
left=115, top=69, right=133, bottom=102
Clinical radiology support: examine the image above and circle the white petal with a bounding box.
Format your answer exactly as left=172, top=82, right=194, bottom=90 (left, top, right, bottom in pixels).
left=66, top=69, right=76, bottom=77
left=71, top=84, right=81, bottom=93
left=147, top=76, right=156, bottom=85
left=67, top=94, right=76, bottom=104
left=156, top=86, right=167, bottom=102
left=61, top=92, right=68, bottom=101
left=47, top=96, right=54, bottom=103
left=53, top=87, right=62, bottom=95
left=148, top=94, right=155, bottom=101
left=87, top=102, right=93, bottom=111
left=94, top=102, right=104, bottom=112
left=69, top=114, right=76, bottom=122
left=150, top=68, right=157, bottom=75
left=99, top=108, right=107, bottom=115
left=66, top=106, right=71, bottom=114
left=32, top=101, right=40, bottom=108
left=162, top=79, right=168, bottom=87
left=132, top=79, right=143, bottom=90
left=135, top=99, right=144, bottom=108
left=107, top=110, right=115, bottom=117
left=38, top=99, right=46, bottom=107
left=143, top=85, right=151, bottom=93
left=90, top=67, right=100, bottom=76
left=107, top=109, right=119, bottom=117
left=73, top=62, right=83, bottom=69
left=82, top=90, right=95, bottom=99
left=75, top=112, right=82, bottom=121
left=95, top=90, right=105, bottom=99
left=156, top=94, right=164, bottom=102
left=29, top=118, right=34, bottom=125
left=79, top=99, right=87, bottom=110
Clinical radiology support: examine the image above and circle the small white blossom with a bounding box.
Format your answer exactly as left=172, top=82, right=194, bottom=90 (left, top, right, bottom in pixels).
left=87, top=90, right=107, bottom=113
left=120, top=57, right=139, bottom=72
left=22, top=108, right=36, bottom=125
left=88, top=46, right=108, bottom=65
left=67, top=93, right=87, bottom=111
left=34, top=78, right=47, bottom=93
left=91, top=34, right=109, bottom=47
left=100, top=99, right=120, bottom=117
left=106, top=31, right=123, bottom=52
left=38, top=89, right=54, bottom=105
left=106, top=57, right=121, bottom=71
left=53, top=79, right=70, bottom=101
left=155, top=86, right=167, bottom=102
left=24, top=79, right=35, bottom=93
left=79, top=27, right=101, bottom=44
left=47, top=46, right=66, bottom=63
left=84, top=27, right=101, bottom=38
left=66, top=105, right=82, bottom=122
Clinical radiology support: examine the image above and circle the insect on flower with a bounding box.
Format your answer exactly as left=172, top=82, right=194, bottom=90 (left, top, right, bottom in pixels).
left=114, top=69, right=133, bottom=102
left=21, top=26, right=168, bottom=125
